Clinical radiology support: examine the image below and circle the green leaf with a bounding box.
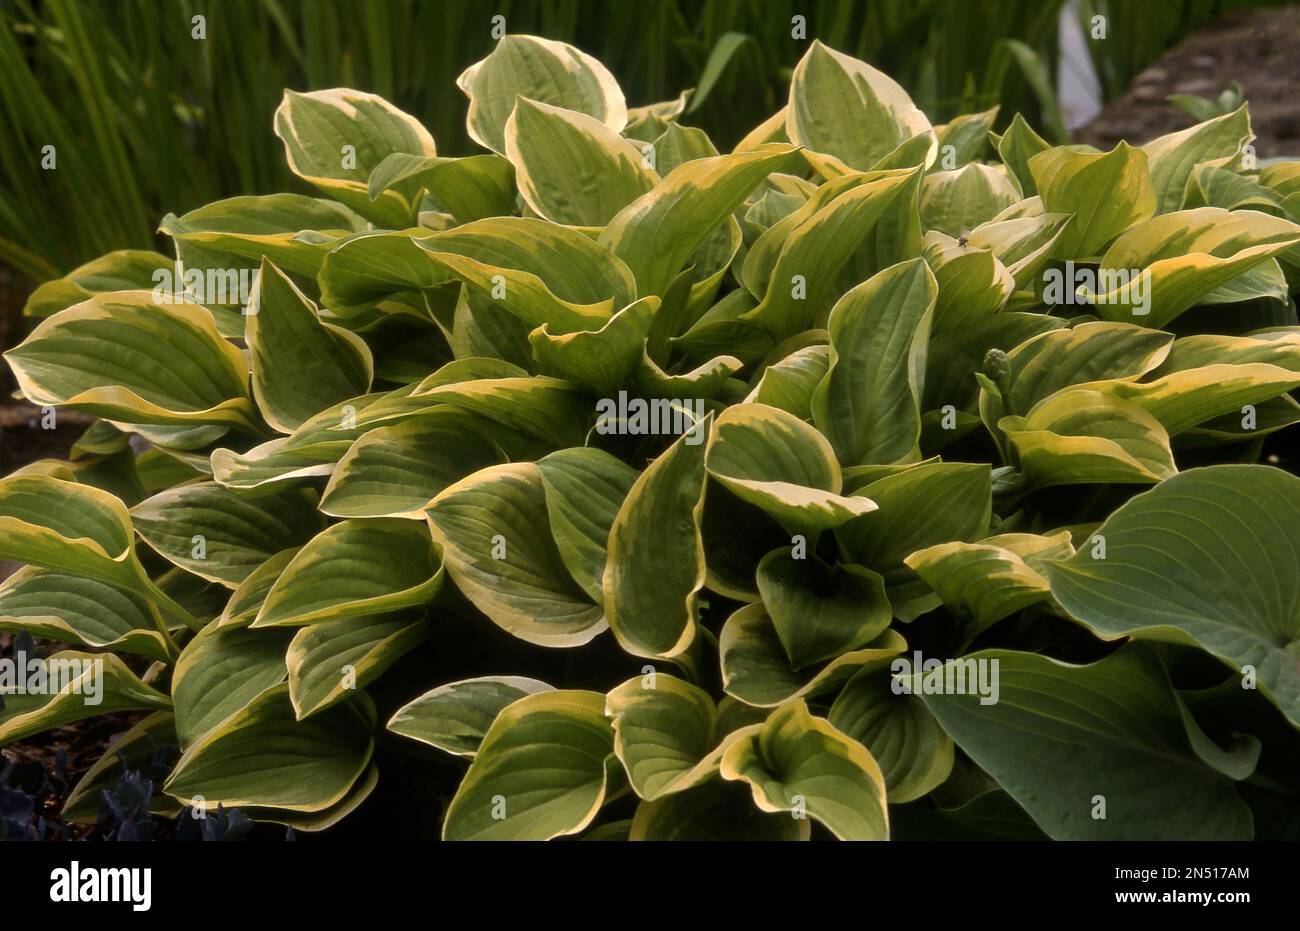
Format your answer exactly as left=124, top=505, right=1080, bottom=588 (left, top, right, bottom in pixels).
left=835, top=462, right=992, bottom=619
left=812, top=257, right=936, bottom=466
left=916, top=646, right=1253, bottom=839
left=720, top=698, right=889, bottom=840
left=164, top=684, right=374, bottom=813
left=442, top=690, right=615, bottom=840
left=746, top=344, right=829, bottom=420
left=130, top=482, right=323, bottom=587
left=599, top=146, right=796, bottom=297
left=786, top=40, right=933, bottom=171
left=171, top=623, right=289, bottom=749
left=904, top=531, right=1073, bottom=631
left=603, top=423, right=710, bottom=658
left=253, top=519, right=444, bottom=627
left=274, top=88, right=436, bottom=226
left=719, top=603, right=906, bottom=707
left=1000, top=389, right=1178, bottom=487
left=457, top=35, right=627, bottom=156
left=1029, top=142, right=1157, bottom=257
left=1048, top=465, right=1300, bottom=728
left=0, top=566, right=171, bottom=661
left=829, top=663, right=954, bottom=803
left=536, top=448, right=639, bottom=605
left=417, top=217, right=636, bottom=333
left=416, top=375, right=591, bottom=448
left=0, top=650, right=170, bottom=745
left=367, top=153, right=516, bottom=224
left=287, top=610, right=429, bottom=719
left=605, top=673, right=727, bottom=800
left=387, top=675, right=554, bottom=757
left=320, top=411, right=504, bottom=519
left=757, top=551, right=892, bottom=669
left=4, top=292, right=256, bottom=430
left=920, top=164, right=1020, bottom=237
left=996, top=113, right=1050, bottom=197
left=529, top=296, right=658, bottom=396
left=934, top=106, right=999, bottom=165
left=427, top=462, right=605, bottom=646
left=705, top=402, right=874, bottom=536
left=505, top=97, right=656, bottom=226
left=218, top=547, right=300, bottom=629
left=24, top=250, right=173, bottom=319
left=246, top=259, right=373, bottom=433
left=1141, top=106, right=1253, bottom=214
left=159, top=194, right=366, bottom=278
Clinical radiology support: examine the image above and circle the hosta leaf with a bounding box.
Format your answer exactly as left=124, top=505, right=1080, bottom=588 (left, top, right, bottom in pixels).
left=505, top=97, right=656, bottom=226
left=920, top=164, right=1020, bottom=237
left=629, top=778, right=809, bottom=840
left=922, top=233, right=1013, bottom=330
left=171, top=623, right=289, bottom=749
left=416, top=376, right=590, bottom=448
left=0, top=474, right=191, bottom=626
left=995, top=113, right=1050, bottom=197
left=1029, top=141, right=1156, bottom=257
left=366, top=152, right=516, bottom=224
left=4, top=292, right=256, bottom=430
left=756, top=551, right=892, bottom=669
left=746, top=344, right=829, bottom=420
left=164, top=684, right=374, bottom=813
left=904, top=531, right=1073, bottom=630
left=705, top=402, right=875, bottom=535
left=536, top=448, right=639, bottom=605
left=605, top=673, right=726, bottom=800
left=387, top=676, right=554, bottom=757
left=599, top=146, right=796, bottom=297
left=720, top=698, right=889, bottom=840
left=0, top=566, right=171, bottom=661
left=998, top=321, right=1173, bottom=416
left=210, top=438, right=336, bottom=491
left=274, top=88, right=437, bottom=226
left=720, top=603, right=906, bottom=707
left=253, top=519, right=444, bottom=627
left=417, top=217, right=635, bottom=332
left=829, top=663, right=954, bottom=803
left=219, top=547, right=299, bottom=629
left=632, top=350, right=742, bottom=401
left=442, top=690, right=614, bottom=840
left=316, top=229, right=447, bottom=315
left=1141, top=106, right=1252, bottom=214
left=130, top=482, right=323, bottom=587
left=924, top=312, right=1066, bottom=413
left=0, top=651, right=170, bottom=745
left=1093, top=363, right=1300, bottom=436
left=603, top=423, right=710, bottom=658
left=963, top=212, right=1073, bottom=291
left=835, top=462, right=992, bottom=619
left=1083, top=208, right=1300, bottom=328
left=740, top=169, right=923, bottom=341
left=320, top=412, right=503, bottom=519
left=625, top=90, right=691, bottom=143
left=934, top=106, right=999, bottom=165
left=62, top=713, right=182, bottom=822
left=159, top=194, right=366, bottom=278
left=786, top=40, right=932, bottom=171
left=246, top=259, right=373, bottom=433
left=893, top=789, right=1048, bottom=841
left=1000, top=389, right=1178, bottom=487
left=287, top=610, right=429, bottom=719
left=24, top=250, right=173, bottom=318
left=916, top=646, right=1253, bottom=839
left=457, top=35, right=627, bottom=156
left=529, top=296, right=658, bottom=396
left=812, top=258, right=936, bottom=466
left=427, top=462, right=605, bottom=647
left=1048, top=465, right=1300, bottom=728
left=649, top=122, right=719, bottom=176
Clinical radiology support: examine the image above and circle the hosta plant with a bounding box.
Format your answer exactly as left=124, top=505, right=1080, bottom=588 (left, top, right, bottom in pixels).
left=4, top=35, right=1300, bottom=841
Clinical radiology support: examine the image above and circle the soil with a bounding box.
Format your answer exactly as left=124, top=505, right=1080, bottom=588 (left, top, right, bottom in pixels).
left=1074, top=6, right=1300, bottom=157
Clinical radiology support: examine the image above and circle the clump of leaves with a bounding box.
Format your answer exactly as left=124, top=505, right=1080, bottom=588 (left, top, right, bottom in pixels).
left=3, top=35, right=1300, bottom=841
